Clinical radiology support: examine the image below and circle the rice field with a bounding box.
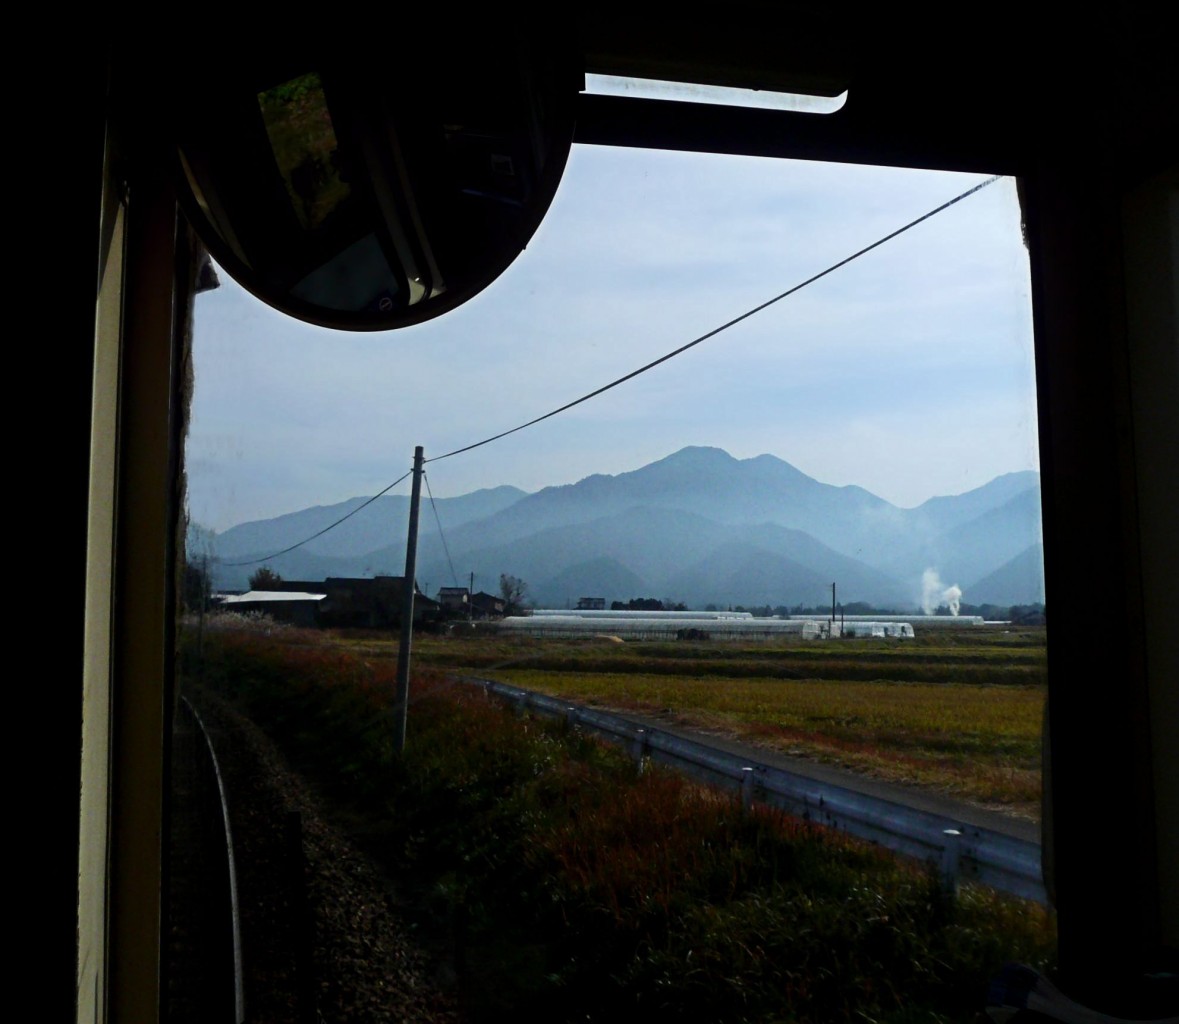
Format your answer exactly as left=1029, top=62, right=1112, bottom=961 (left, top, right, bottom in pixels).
left=495, top=669, right=1043, bottom=813
left=331, top=627, right=1048, bottom=817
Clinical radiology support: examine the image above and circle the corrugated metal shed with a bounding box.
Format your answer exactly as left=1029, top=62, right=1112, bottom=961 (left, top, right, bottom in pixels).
left=222, top=591, right=327, bottom=603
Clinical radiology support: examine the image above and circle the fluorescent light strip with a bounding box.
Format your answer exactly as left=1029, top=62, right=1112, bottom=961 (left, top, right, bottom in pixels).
left=585, top=74, right=847, bottom=114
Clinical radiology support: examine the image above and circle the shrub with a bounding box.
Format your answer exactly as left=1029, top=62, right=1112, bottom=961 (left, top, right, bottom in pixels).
left=190, top=630, right=1055, bottom=1022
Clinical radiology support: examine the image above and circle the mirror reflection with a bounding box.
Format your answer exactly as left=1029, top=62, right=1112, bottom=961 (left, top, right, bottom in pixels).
left=175, top=41, right=576, bottom=330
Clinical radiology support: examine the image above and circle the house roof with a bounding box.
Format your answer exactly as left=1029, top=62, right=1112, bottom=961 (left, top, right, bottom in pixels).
left=223, top=591, right=328, bottom=603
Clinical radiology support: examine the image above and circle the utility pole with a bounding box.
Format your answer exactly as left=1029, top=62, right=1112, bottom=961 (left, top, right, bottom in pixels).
left=394, top=446, right=424, bottom=754
left=469, top=570, right=474, bottom=621
left=831, top=582, right=836, bottom=636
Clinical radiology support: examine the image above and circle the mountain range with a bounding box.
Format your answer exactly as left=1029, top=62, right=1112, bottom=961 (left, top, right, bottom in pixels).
left=197, top=447, right=1045, bottom=609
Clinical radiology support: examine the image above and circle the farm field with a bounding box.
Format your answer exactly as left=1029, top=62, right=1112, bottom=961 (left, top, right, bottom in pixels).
left=332, top=626, right=1047, bottom=819
left=187, top=627, right=1056, bottom=1022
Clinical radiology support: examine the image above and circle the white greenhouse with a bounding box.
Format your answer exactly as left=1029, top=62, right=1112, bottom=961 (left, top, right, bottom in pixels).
left=484, top=612, right=919, bottom=642
left=489, top=614, right=816, bottom=641
left=530, top=608, right=754, bottom=621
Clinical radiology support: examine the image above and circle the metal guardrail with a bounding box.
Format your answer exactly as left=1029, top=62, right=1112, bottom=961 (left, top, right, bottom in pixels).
left=465, top=677, right=1047, bottom=905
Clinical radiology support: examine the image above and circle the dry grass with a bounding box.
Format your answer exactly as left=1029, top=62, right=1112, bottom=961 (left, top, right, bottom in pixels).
left=497, top=669, right=1044, bottom=813
left=191, top=628, right=1056, bottom=1023
left=289, top=629, right=1047, bottom=815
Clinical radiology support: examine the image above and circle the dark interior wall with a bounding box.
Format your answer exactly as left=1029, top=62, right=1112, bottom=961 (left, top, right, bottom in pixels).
left=69, top=15, right=1176, bottom=1020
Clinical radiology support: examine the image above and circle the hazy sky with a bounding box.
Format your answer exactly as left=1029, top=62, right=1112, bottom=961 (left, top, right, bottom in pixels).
left=187, top=145, right=1039, bottom=534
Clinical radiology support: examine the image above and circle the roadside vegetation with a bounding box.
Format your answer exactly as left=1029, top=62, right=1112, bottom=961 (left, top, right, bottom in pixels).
left=493, top=669, right=1042, bottom=813
left=188, top=627, right=1054, bottom=1023
left=323, top=629, right=1047, bottom=816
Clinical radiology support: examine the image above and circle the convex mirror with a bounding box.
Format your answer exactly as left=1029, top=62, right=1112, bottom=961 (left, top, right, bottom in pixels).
left=172, top=27, right=578, bottom=330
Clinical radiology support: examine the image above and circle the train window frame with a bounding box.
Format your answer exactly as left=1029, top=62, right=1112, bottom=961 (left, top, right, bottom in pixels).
left=69, top=27, right=1178, bottom=1024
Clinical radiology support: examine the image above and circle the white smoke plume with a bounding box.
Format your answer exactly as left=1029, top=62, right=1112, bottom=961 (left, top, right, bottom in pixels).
left=922, top=569, right=963, bottom=616
left=943, top=583, right=962, bottom=617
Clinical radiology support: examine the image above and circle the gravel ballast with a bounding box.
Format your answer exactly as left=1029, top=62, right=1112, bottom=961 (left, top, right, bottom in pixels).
left=170, top=690, right=461, bottom=1024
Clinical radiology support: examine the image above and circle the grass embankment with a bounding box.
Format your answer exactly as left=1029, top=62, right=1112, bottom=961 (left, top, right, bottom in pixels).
left=329, top=630, right=1047, bottom=816
left=497, top=670, right=1043, bottom=813
left=194, top=629, right=1054, bottom=1023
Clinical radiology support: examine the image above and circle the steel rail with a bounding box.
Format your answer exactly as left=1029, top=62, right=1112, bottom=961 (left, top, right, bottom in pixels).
left=180, top=696, right=247, bottom=1023
left=462, top=676, right=1046, bottom=905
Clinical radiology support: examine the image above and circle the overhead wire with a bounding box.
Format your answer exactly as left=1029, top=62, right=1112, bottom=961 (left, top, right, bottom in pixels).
left=217, top=174, right=999, bottom=566
left=221, top=468, right=414, bottom=567
left=425, top=174, right=1001, bottom=464
left=423, top=471, right=460, bottom=588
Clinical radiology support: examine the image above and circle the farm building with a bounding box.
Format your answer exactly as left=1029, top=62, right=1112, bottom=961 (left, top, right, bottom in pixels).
left=840, top=621, right=916, bottom=638
left=487, top=608, right=972, bottom=639
left=438, top=587, right=470, bottom=613
left=532, top=608, right=754, bottom=621
left=494, top=613, right=834, bottom=641
left=837, top=614, right=982, bottom=629
left=470, top=591, right=506, bottom=619
left=219, top=577, right=440, bottom=629
left=218, top=590, right=326, bottom=627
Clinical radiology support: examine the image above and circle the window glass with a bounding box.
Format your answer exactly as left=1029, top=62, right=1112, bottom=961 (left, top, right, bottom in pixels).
left=176, top=147, right=1052, bottom=1021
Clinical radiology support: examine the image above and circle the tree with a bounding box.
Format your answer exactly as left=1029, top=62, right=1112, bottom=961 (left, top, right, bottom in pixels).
left=499, top=574, right=528, bottom=615
left=182, top=559, right=211, bottom=612
left=249, top=566, right=282, bottom=590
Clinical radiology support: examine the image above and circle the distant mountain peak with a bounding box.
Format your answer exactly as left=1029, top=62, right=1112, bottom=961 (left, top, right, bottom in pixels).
left=670, top=447, right=813, bottom=481
left=657, top=445, right=738, bottom=465
left=207, top=446, right=1042, bottom=609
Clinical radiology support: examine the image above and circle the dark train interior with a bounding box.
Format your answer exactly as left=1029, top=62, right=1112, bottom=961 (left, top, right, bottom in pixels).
left=48, top=10, right=1176, bottom=1021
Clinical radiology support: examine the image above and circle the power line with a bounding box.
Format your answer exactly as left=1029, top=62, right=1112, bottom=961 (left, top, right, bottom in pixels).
left=218, top=173, right=1000, bottom=568
left=425, top=174, right=1001, bottom=465
left=221, top=469, right=414, bottom=567
left=423, top=471, right=460, bottom=588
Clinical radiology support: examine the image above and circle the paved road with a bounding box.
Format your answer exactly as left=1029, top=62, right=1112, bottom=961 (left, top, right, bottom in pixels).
left=545, top=698, right=1040, bottom=845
